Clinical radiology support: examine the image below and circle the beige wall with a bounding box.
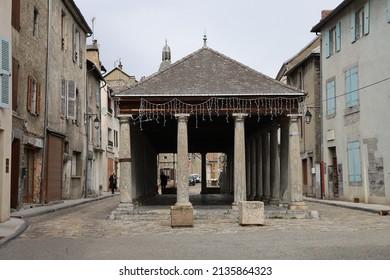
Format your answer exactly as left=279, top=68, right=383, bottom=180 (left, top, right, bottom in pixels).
left=0, top=0, right=12, bottom=223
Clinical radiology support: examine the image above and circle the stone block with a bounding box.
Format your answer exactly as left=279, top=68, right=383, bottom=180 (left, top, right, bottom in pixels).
left=171, top=205, right=193, bottom=227
left=238, top=201, right=264, bottom=226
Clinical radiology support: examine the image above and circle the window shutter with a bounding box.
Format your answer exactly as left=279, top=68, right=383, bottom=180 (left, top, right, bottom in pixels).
left=11, top=0, right=21, bottom=31
left=327, top=80, right=335, bottom=115
left=350, top=12, right=356, bottom=43
left=67, top=80, right=76, bottom=119
left=61, top=79, right=67, bottom=117
left=350, top=67, right=359, bottom=107
left=78, top=32, right=83, bottom=68
left=325, top=30, right=330, bottom=58
left=364, top=2, right=370, bottom=35
left=36, top=81, right=41, bottom=115
left=12, top=57, right=19, bottom=110
left=72, top=25, right=76, bottom=63
left=0, top=39, right=11, bottom=108
left=27, top=75, right=33, bottom=112
left=348, top=141, right=361, bottom=182
left=388, top=0, right=390, bottom=23
left=336, top=21, right=341, bottom=52
left=345, top=69, right=352, bottom=107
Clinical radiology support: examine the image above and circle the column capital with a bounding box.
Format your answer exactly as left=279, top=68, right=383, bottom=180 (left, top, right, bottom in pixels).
left=118, top=114, right=133, bottom=123
left=175, top=113, right=190, bottom=121
left=232, top=113, right=248, bottom=121
left=287, top=114, right=301, bottom=122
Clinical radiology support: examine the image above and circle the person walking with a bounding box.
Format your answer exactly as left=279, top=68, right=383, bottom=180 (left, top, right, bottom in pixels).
left=109, top=172, right=117, bottom=194
left=160, top=171, right=168, bottom=194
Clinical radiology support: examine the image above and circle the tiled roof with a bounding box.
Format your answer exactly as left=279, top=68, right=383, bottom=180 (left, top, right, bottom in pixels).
left=117, top=47, right=304, bottom=97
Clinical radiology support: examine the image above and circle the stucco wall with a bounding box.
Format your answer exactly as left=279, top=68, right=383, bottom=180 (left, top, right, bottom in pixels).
left=320, top=0, right=390, bottom=204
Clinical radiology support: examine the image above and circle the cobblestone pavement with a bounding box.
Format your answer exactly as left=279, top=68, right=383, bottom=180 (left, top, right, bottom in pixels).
left=18, top=196, right=390, bottom=239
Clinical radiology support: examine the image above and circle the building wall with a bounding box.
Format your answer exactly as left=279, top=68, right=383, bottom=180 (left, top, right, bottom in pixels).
left=287, top=56, right=321, bottom=197
left=46, top=0, right=90, bottom=199
left=11, top=0, right=48, bottom=206
left=0, top=0, right=12, bottom=223
left=320, top=0, right=390, bottom=204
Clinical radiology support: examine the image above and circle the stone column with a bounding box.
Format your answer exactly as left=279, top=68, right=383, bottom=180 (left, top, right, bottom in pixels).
left=269, top=126, right=280, bottom=205
left=288, top=116, right=308, bottom=210
left=175, top=114, right=191, bottom=206
left=255, top=132, right=263, bottom=200
left=250, top=136, right=257, bottom=200
left=201, top=152, right=207, bottom=194
left=262, top=129, right=270, bottom=202
left=279, top=121, right=290, bottom=206
left=110, top=116, right=134, bottom=219
left=232, top=113, right=248, bottom=209
left=171, top=114, right=193, bottom=227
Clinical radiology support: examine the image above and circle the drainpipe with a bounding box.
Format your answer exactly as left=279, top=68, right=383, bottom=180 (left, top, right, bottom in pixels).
left=317, top=32, right=325, bottom=199
left=40, top=0, right=52, bottom=203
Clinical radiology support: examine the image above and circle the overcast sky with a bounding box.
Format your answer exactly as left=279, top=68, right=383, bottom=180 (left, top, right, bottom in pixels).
left=74, top=0, right=342, bottom=81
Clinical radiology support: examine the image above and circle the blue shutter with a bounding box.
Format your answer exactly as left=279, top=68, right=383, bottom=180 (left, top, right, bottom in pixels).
left=325, top=30, right=330, bottom=58
left=351, top=12, right=356, bottom=43
left=0, top=38, right=11, bottom=108
left=336, top=21, right=341, bottom=52
left=350, top=67, right=359, bottom=107
left=345, top=69, right=352, bottom=107
left=327, top=80, right=335, bottom=115
left=364, top=2, right=370, bottom=35
left=388, top=0, right=390, bottom=23
left=348, top=141, right=362, bottom=183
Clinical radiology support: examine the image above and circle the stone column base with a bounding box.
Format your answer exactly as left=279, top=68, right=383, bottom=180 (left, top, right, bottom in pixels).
left=238, top=201, right=264, bottom=226
left=269, top=198, right=279, bottom=205
left=109, top=202, right=135, bottom=220
left=171, top=205, right=193, bottom=227
left=288, top=201, right=308, bottom=210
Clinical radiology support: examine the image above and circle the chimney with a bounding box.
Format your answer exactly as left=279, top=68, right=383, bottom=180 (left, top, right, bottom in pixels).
left=321, top=10, right=332, bottom=20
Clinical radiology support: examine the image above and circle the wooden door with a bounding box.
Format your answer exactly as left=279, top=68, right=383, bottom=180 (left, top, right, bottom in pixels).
left=46, top=134, right=63, bottom=202
left=11, top=139, right=20, bottom=209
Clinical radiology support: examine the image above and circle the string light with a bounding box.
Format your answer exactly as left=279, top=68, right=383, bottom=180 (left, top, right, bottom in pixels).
left=135, top=96, right=304, bottom=128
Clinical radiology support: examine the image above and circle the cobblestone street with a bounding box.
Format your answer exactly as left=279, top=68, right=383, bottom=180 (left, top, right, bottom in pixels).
left=17, top=195, right=390, bottom=236
left=1, top=195, right=390, bottom=259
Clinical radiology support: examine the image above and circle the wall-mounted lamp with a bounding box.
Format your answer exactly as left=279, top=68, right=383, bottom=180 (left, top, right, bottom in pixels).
left=85, top=113, right=100, bottom=129
left=304, top=106, right=320, bottom=124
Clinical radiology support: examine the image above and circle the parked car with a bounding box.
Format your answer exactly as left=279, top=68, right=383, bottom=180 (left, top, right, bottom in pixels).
left=191, top=173, right=201, bottom=183
left=188, top=175, right=196, bottom=186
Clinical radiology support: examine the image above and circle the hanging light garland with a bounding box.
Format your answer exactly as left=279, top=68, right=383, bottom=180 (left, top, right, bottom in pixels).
left=133, top=96, right=305, bottom=129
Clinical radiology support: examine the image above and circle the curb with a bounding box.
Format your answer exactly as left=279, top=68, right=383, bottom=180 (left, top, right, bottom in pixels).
left=0, top=219, right=29, bottom=249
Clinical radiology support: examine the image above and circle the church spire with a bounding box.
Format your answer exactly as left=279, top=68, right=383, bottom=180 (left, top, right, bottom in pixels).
left=159, top=39, right=171, bottom=71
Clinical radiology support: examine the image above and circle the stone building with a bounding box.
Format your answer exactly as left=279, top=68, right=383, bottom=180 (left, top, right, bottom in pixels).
left=86, top=40, right=106, bottom=197
left=311, top=0, right=390, bottom=205
left=276, top=37, right=322, bottom=198
left=0, top=0, right=12, bottom=223
left=10, top=0, right=92, bottom=208
left=112, top=39, right=308, bottom=218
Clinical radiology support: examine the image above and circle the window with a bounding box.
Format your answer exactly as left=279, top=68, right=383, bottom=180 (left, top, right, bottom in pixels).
left=345, top=66, right=359, bottom=108
left=347, top=141, right=361, bottom=183
left=327, top=79, right=336, bottom=116
left=351, top=3, right=369, bottom=43
left=61, top=79, right=76, bottom=119
left=33, top=8, right=39, bottom=37
left=27, top=75, right=40, bottom=115
left=114, top=130, right=119, bottom=147
left=108, top=128, right=113, bottom=147
left=0, top=39, right=11, bottom=108
left=11, top=0, right=21, bottom=31
left=61, top=11, right=66, bottom=51
left=95, top=80, right=100, bottom=108
left=325, top=22, right=341, bottom=58
left=388, top=0, right=390, bottom=23
left=72, top=25, right=83, bottom=68
left=71, top=151, right=81, bottom=177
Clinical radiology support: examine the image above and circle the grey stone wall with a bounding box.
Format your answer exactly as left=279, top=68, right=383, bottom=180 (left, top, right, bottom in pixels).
left=363, top=138, right=385, bottom=197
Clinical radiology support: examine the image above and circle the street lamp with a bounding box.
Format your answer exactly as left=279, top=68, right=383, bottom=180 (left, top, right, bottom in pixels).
left=304, top=110, right=312, bottom=124
left=85, top=113, right=100, bottom=129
